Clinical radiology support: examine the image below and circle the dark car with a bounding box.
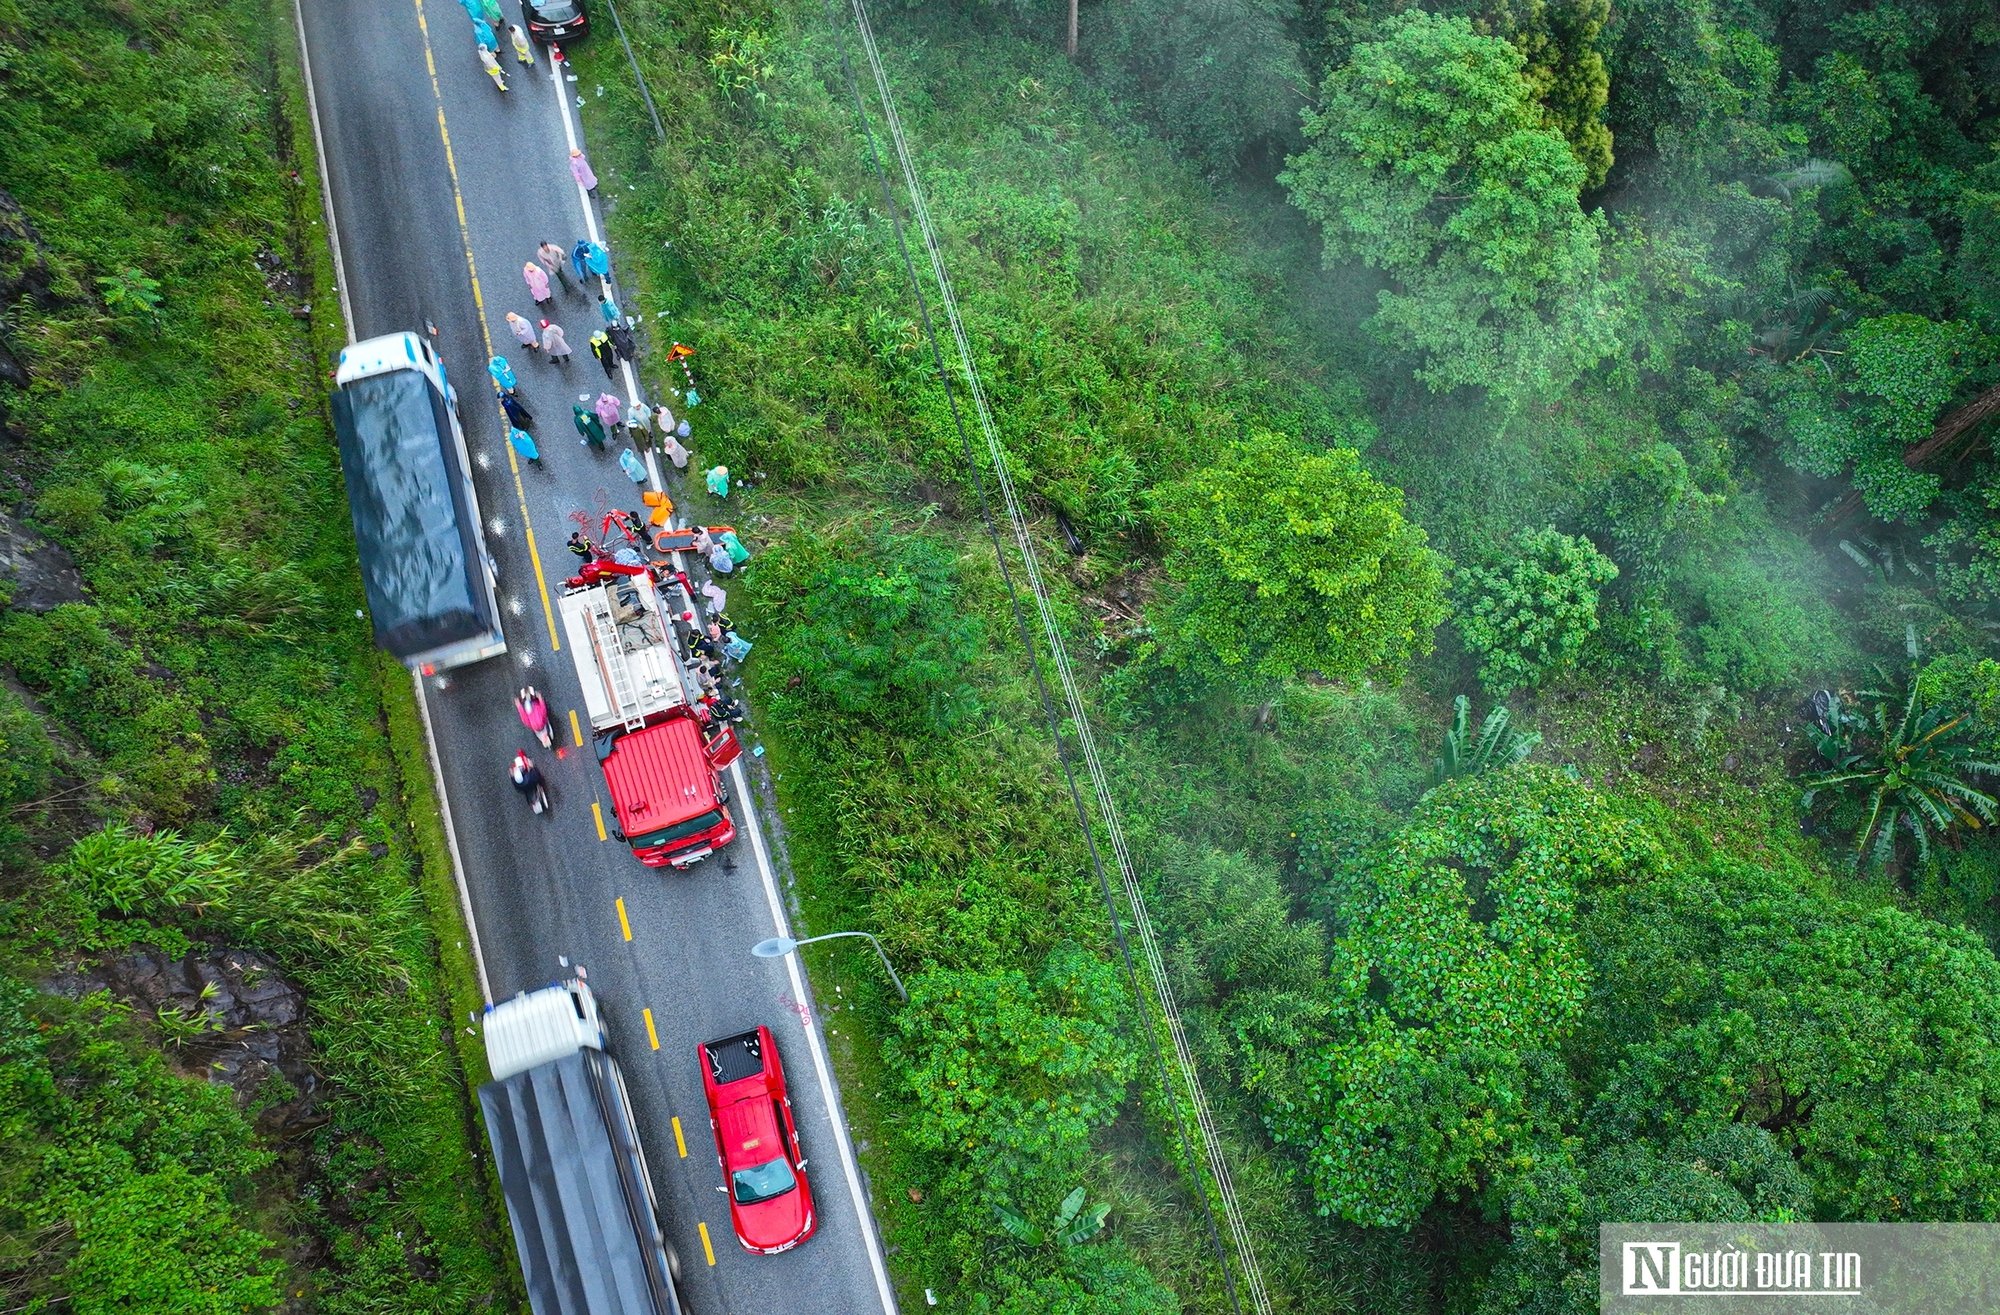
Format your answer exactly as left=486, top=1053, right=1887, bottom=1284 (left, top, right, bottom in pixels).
left=520, top=0, right=588, bottom=43
left=700, top=1026, right=816, bottom=1255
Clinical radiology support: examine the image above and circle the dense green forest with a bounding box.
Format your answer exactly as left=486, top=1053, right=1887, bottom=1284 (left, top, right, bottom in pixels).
left=0, top=0, right=511, bottom=1310
left=3, top=0, right=1998, bottom=1309
left=570, top=0, right=2000, bottom=1306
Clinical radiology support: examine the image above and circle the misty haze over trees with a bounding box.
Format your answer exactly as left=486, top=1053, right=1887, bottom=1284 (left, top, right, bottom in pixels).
left=2, top=0, right=1998, bottom=1310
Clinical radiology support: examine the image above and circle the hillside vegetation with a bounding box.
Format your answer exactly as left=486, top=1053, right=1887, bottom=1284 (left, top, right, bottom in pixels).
left=569, top=0, right=2000, bottom=1308
left=0, top=1, right=509, bottom=1310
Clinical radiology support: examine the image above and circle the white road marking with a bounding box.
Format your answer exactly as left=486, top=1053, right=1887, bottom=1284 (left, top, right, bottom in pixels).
left=542, top=41, right=894, bottom=1311
left=733, top=758, right=899, bottom=1314
left=543, top=47, right=651, bottom=478
left=414, top=673, right=495, bottom=1004
left=291, top=0, right=356, bottom=343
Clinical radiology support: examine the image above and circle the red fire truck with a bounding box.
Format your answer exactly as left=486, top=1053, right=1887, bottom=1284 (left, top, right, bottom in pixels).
left=560, top=565, right=741, bottom=868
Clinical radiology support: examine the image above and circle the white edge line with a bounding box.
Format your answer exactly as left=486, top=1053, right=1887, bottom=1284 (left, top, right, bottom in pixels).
left=291, top=0, right=356, bottom=344
left=297, top=0, right=484, bottom=1003
left=415, top=671, right=495, bottom=1005
left=732, top=758, right=900, bottom=1314
left=546, top=46, right=651, bottom=459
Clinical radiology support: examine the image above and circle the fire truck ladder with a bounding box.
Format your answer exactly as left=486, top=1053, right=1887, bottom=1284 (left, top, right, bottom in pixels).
left=585, top=594, right=647, bottom=732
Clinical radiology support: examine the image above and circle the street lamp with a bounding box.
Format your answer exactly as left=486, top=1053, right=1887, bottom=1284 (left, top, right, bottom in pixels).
left=752, top=931, right=908, bottom=1003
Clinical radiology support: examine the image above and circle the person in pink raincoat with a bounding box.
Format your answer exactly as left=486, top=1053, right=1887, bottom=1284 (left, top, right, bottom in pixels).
left=522, top=261, right=551, bottom=307
left=569, top=148, right=598, bottom=193
left=594, top=392, right=623, bottom=429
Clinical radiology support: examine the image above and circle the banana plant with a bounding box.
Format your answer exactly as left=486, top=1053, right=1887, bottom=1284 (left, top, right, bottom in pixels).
left=1799, top=681, right=2000, bottom=864
left=994, top=1186, right=1110, bottom=1248
left=1426, top=695, right=1539, bottom=790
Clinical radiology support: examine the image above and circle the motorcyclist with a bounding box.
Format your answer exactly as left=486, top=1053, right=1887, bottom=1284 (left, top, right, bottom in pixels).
left=516, top=687, right=552, bottom=749
left=510, top=750, right=548, bottom=813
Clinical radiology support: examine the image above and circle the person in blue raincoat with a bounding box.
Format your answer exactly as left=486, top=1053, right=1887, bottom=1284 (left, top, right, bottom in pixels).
left=705, top=465, right=729, bottom=497
left=618, top=447, right=648, bottom=484
left=488, top=355, right=517, bottom=393
left=508, top=427, right=540, bottom=465
left=580, top=241, right=610, bottom=278
left=471, top=16, right=497, bottom=48
left=570, top=239, right=593, bottom=283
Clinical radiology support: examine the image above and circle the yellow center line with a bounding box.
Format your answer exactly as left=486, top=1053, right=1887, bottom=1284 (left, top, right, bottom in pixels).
left=591, top=801, right=607, bottom=841
left=616, top=897, right=632, bottom=941
left=411, top=0, right=560, bottom=652
left=569, top=708, right=583, bottom=746
left=698, top=1222, right=716, bottom=1266
left=672, top=1116, right=687, bottom=1157
left=643, top=1007, right=660, bottom=1050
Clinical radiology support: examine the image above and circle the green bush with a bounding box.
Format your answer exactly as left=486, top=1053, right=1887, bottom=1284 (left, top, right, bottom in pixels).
left=0, top=976, right=280, bottom=1314
left=759, top=522, right=983, bottom=732
left=1455, top=526, right=1618, bottom=694
left=1149, top=430, right=1449, bottom=683
left=1271, top=766, right=1659, bottom=1226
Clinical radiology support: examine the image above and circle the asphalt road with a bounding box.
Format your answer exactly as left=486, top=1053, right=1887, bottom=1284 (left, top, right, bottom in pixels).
left=291, top=3, right=899, bottom=1310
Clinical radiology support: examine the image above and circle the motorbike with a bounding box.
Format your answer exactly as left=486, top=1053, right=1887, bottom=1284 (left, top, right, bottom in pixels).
left=510, top=750, right=550, bottom=814
left=516, top=687, right=554, bottom=749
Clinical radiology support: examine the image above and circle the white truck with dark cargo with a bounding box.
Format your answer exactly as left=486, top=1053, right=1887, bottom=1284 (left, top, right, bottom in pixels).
left=478, top=981, right=683, bottom=1315
left=330, top=332, right=506, bottom=674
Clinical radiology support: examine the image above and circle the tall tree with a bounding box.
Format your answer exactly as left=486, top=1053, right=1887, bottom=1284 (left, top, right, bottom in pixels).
left=1281, top=10, right=1620, bottom=397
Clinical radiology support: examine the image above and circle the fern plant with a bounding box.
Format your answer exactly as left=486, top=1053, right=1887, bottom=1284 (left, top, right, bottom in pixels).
left=1427, top=695, right=1539, bottom=789
left=1799, top=681, right=2000, bottom=864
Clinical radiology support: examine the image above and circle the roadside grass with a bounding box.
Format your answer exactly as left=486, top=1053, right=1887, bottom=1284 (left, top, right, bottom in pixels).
left=0, top=0, right=516, bottom=1307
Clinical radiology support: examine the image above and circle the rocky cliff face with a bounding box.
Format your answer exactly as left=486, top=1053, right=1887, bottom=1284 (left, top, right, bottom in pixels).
left=0, top=187, right=66, bottom=392
left=52, top=944, right=328, bottom=1137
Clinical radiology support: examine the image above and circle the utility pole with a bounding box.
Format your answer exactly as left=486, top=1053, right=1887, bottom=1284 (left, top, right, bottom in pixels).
left=1067, top=0, right=1077, bottom=57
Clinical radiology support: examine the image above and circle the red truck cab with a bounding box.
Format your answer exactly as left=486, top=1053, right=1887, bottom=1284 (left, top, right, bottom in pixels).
left=562, top=565, right=741, bottom=869
left=601, top=715, right=737, bottom=867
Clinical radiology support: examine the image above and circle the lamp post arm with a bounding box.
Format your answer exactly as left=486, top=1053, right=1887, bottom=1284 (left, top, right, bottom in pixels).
left=792, top=930, right=909, bottom=1003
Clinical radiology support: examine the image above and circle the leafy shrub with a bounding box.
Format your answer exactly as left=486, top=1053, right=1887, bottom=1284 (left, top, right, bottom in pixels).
left=1270, top=767, right=1659, bottom=1226
left=1774, top=315, right=1985, bottom=523
left=759, top=523, right=983, bottom=732
left=1148, top=430, right=1448, bottom=682
left=0, top=976, right=280, bottom=1314
left=1798, top=680, right=1999, bottom=865
left=1668, top=501, right=1852, bottom=690
left=1089, top=0, right=1305, bottom=173
left=886, top=943, right=1134, bottom=1197
left=1455, top=526, right=1617, bottom=694
left=1585, top=858, right=2000, bottom=1220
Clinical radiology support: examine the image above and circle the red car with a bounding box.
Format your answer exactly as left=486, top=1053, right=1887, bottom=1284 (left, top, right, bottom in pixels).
left=700, top=1026, right=816, bottom=1254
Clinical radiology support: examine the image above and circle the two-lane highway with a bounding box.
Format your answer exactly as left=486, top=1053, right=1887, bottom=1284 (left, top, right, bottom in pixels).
left=291, top=2, right=897, bottom=1309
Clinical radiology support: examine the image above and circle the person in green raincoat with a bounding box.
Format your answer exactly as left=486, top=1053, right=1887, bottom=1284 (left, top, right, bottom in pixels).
left=573, top=404, right=607, bottom=449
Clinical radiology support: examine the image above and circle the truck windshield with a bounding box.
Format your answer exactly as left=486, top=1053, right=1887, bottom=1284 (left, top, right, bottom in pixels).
left=731, top=1156, right=797, bottom=1205
left=629, top=808, right=724, bottom=852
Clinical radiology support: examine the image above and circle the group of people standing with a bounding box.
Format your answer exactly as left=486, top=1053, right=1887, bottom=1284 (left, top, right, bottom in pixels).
left=459, top=0, right=535, bottom=91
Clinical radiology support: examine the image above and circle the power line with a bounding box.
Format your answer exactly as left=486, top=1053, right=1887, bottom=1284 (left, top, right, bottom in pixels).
left=819, top=5, right=1273, bottom=1312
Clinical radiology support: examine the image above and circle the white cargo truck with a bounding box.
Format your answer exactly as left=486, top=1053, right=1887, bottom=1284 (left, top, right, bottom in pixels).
left=330, top=332, right=506, bottom=674
left=478, top=981, right=683, bottom=1315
